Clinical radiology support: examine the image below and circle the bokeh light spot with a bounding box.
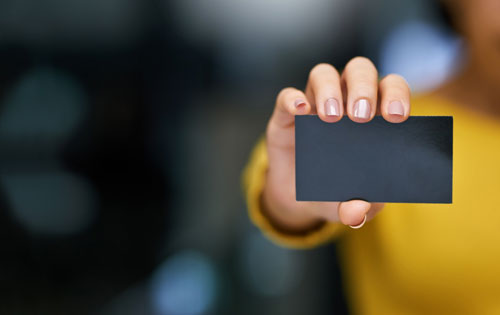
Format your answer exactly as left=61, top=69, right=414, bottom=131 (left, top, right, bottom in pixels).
left=151, top=250, right=217, bottom=315
left=379, top=20, right=462, bottom=92
left=1, top=171, right=97, bottom=235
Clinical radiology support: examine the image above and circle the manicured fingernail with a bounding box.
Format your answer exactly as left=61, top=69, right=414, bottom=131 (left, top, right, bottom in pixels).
left=349, top=215, right=367, bottom=229
left=353, top=99, right=371, bottom=119
left=388, top=101, right=404, bottom=116
left=325, top=98, right=340, bottom=116
left=294, top=99, right=307, bottom=108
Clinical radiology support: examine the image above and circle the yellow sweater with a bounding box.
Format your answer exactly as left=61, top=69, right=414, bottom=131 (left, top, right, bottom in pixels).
left=242, top=95, right=500, bottom=315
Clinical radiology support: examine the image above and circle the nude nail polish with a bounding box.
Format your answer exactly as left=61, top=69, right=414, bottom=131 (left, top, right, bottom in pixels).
left=325, top=98, right=340, bottom=116
left=388, top=101, right=404, bottom=116
left=294, top=99, right=306, bottom=108
left=354, top=99, right=371, bottom=119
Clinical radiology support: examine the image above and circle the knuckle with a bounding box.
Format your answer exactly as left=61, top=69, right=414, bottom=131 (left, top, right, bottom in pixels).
left=276, top=87, right=295, bottom=101
left=381, top=74, right=410, bottom=92
left=309, top=63, right=336, bottom=80
left=383, top=73, right=407, bottom=84
left=350, top=81, right=377, bottom=96
left=355, top=80, right=377, bottom=90
left=345, top=56, right=376, bottom=72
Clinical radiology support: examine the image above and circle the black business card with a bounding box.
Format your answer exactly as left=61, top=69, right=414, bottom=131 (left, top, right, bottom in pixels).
left=295, top=116, right=453, bottom=203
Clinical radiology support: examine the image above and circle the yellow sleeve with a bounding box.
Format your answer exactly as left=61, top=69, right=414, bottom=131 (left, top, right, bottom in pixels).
left=242, top=137, right=346, bottom=249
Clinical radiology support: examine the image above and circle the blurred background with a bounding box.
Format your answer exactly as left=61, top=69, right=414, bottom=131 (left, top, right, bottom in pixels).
left=0, top=0, right=461, bottom=314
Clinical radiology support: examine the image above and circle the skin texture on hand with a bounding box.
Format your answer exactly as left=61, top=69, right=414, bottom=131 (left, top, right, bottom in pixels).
left=263, top=58, right=411, bottom=233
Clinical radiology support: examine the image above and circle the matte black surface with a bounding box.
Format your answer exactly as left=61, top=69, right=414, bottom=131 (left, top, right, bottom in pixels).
left=295, top=116, right=453, bottom=203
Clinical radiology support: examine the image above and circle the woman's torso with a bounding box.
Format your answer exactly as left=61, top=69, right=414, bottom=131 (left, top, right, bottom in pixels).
left=339, top=95, right=500, bottom=315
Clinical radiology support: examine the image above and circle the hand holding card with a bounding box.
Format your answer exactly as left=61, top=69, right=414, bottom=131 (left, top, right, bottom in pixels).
left=262, top=59, right=413, bottom=230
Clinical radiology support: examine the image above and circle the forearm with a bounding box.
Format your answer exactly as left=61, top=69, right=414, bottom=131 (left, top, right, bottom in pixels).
left=261, top=179, right=326, bottom=235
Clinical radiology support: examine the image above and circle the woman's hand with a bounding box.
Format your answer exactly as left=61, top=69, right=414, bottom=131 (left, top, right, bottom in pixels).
left=263, top=57, right=411, bottom=232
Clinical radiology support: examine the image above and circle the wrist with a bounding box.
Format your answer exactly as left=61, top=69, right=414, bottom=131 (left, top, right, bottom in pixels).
left=261, top=182, right=326, bottom=234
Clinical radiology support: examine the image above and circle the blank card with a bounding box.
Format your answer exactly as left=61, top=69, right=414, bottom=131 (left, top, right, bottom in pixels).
left=295, top=116, right=453, bottom=203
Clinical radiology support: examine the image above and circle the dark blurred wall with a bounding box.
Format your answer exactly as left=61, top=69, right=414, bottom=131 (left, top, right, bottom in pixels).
left=0, top=0, right=455, bottom=314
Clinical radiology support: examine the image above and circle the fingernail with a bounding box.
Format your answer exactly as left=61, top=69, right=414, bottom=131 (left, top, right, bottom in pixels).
left=294, top=99, right=307, bottom=108
left=388, top=101, right=404, bottom=116
left=349, top=214, right=367, bottom=229
left=353, top=99, right=371, bottom=119
left=325, top=98, right=340, bottom=116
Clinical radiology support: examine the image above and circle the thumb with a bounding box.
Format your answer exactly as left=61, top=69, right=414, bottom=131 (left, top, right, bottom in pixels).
left=338, top=200, right=372, bottom=228
left=270, top=87, right=311, bottom=129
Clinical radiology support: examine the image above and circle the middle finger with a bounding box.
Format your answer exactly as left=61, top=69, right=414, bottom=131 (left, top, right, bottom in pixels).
left=342, top=57, right=378, bottom=123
